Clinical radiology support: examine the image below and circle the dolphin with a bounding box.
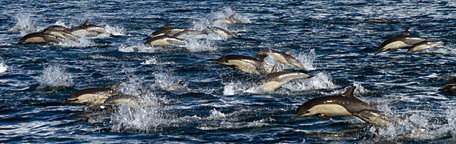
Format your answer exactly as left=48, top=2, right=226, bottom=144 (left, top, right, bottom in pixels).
left=42, top=25, right=80, bottom=42
left=255, top=71, right=312, bottom=92
left=18, top=32, right=62, bottom=44
left=407, top=41, right=444, bottom=53
left=144, top=35, right=186, bottom=46
left=70, top=20, right=110, bottom=37
left=172, top=29, right=208, bottom=38
left=352, top=109, right=392, bottom=127
left=63, top=82, right=122, bottom=107
left=42, top=25, right=71, bottom=32
left=376, top=29, right=427, bottom=54
left=291, top=86, right=392, bottom=126
left=257, top=49, right=308, bottom=71
left=207, top=26, right=237, bottom=37
left=211, top=14, right=242, bottom=24
left=213, top=55, right=268, bottom=75
left=148, top=23, right=186, bottom=38
left=97, top=94, right=140, bottom=110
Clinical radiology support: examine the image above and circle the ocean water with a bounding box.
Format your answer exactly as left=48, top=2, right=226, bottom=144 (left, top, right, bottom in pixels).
left=1, top=0, right=456, bottom=143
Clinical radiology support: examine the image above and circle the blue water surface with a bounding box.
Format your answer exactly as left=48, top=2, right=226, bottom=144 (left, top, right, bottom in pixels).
left=1, top=0, right=456, bottom=143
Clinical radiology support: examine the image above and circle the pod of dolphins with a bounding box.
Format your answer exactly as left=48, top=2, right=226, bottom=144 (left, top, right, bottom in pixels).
left=21, top=14, right=445, bottom=135
left=18, top=20, right=114, bottom=44
left=144, top=21, right=237, bottom=47
left=376, top=28, right=445, bottom=54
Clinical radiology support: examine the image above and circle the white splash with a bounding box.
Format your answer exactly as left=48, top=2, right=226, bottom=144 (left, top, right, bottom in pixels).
left=428, top=44, right=456, bottom=55
left=261, top=49, right=317, bottom=71
left=188, top=19, right=231, bottom=41
left=223, top=81, right=251, bottom=95
left=196, top=109, right=273, bottom=130
left=57, top=37, right=95, bottom=48
left=353, top=82, right=369, bottom=95
left=141, top=57, right=159, bottom=65
left=118, top=44, right=160, bottom=53
left=187, top=8, right=247, bottom=41
left=262, top=55, right=286, bottom=73
left=0, top=59, right=8, bottom=73
left=153, top=70, right=189, bottom=92
left=365, top=104, right=456, bottom=140
left=447, top=105, right=456, bottom=137
left=38, top=65, right=74, bottom=87
left=88, top=54, right=119, bottom=61
left=209, top=7, right=251, bottom=25
left=105, top=25, right=127, bottom=36
left=117, top=76, right=147, bottom=96
left=296, top=49, right=317, bottom=70
left=9, top=12, right=37, bottom=35
left=183, top=38, right=217, bottom=52
left=110, top=93, right=171, bottom=132
left=53, top=21, right=67, bottom=27
left=282, top=72, right=338, bottom=91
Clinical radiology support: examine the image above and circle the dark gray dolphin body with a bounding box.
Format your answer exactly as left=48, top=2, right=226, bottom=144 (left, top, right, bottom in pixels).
left=255, top=71, right=312, bottom=92
left=70, top=20, right=110, bottom=37
left=376, top=29, right=427, bottom=54
left=64, top=82, right=122, bottom=107
left=352, top=109, right=391, bottom=127
left=42, top=25, right=80, bottom=42
left=207, top=27, right=237, bottom=37
left=144, top=35, right=186, bottom=46
left=291, top=86, right=392, bottom=127
left=172, top=29, right=208, bottom=38
left=407, top=41, right=444, bottom=53
left=18, top=32, right=62, bottom=44
left=211, top=14, right=242, bottom=24
left=257, top=49, right=308, bottom=71
left=214, top=55, right=268, bottom=75
left=99, top=94, right=140, bottom=109
left=42, top=25, right=71, bottom=32
left=64, top=88, right=117, bottom=106
left=148, top=23, right=186, bottom=38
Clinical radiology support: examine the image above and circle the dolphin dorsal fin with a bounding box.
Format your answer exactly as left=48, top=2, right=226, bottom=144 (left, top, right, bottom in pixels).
left=110, top=81, right=123, bottom=91
left=285, top=51, right=293, bottom=55
left=83, top=20, right=90, bottom=25
left=402, top=28, right=410, bottom=35
left=257, top=54, right=268, bottom=62
left=342, top=86, right=356, bottom=97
